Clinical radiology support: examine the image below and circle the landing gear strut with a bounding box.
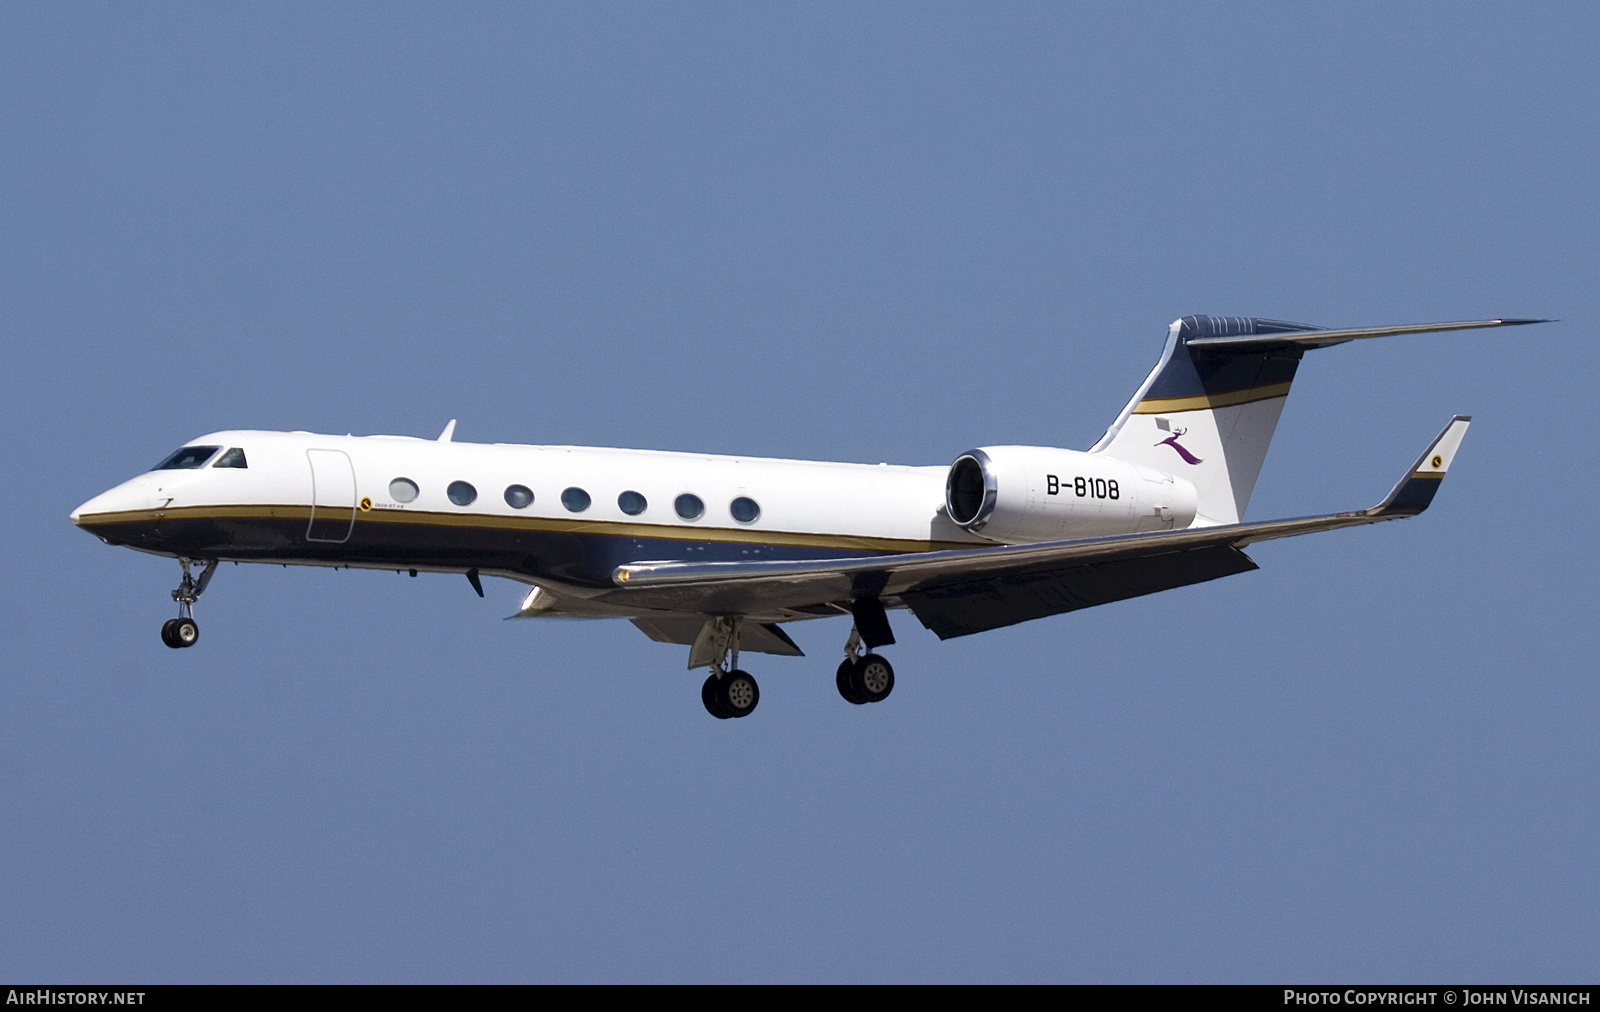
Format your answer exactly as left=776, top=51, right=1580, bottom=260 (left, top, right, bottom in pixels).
left=698, top=617, right=760, bottom=719
left=836, top=610, right=895, bottom=705
left=160, top=558, right=215, bottom=649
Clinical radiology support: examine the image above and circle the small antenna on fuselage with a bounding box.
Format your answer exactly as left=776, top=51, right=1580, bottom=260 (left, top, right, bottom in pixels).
left=438, top=419, right=457, bottom=442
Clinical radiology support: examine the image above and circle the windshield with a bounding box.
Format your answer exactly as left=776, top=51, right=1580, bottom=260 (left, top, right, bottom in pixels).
left=153, top=445, right=221, bottom=470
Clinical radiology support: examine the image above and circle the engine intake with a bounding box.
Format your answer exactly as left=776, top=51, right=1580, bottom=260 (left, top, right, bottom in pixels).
left=945, top=450, right=998, bottom=529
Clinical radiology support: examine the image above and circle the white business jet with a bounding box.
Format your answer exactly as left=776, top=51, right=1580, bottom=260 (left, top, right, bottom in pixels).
left=71, top=315, right=1541, bottom=719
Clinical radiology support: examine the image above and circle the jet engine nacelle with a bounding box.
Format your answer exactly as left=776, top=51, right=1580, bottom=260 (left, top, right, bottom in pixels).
left=945, top=445, right=1198, bottom=543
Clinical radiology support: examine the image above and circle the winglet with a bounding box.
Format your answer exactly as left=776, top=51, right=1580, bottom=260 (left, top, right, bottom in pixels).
left=1370, top=415, right=1471, bottom=517
left=438, top=419, right=457, bottom=442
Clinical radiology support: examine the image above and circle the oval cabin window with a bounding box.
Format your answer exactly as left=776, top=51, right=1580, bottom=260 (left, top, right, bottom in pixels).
left=618, top=490, right=647, bottom=516
left=729, top=496, right=760, bottom=523
left=389, top=478, right=420, bottom=503
left=674, top=493, right=704, bottom=521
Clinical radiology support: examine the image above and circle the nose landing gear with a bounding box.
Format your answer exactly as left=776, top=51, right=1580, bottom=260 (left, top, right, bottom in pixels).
left=160, top=558, right=216, bottom=649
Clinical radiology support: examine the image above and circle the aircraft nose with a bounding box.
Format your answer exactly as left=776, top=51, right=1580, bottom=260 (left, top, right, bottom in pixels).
left=71, top=488, right=119, bottom=526
left=70, top=477, right=155, bottom=528
left=71, top=493, right=97, bottom=526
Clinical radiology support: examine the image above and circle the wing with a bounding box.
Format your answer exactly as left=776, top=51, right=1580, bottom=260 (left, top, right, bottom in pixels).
left=605, top=416, right=1472, bottom=639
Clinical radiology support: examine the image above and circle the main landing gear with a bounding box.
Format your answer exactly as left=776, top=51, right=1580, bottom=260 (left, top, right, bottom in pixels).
left=702, top=669, right=760, bottom=720
left=699, top=617, right=760, bottom=719
left=160, top=558, right=216, bottom=649
left=835, top=599, right=896, bottom=706
left=693, top=603, right=898, bottom=717
left=836, top=625, right=895, bottom=705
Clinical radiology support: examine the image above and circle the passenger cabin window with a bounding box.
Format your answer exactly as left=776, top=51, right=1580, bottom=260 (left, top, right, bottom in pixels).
left=617, top=490, right=647, bottom=516
left=561, top=487, right=591, bottom=513
left=729, top=496, right=760, bottom=523
left=674, top=493, right=704, bottom=521
left=504, top=484, right=534, bottom=509
left=213, top=447, right=248, bottom=468
left=447, top=481, right=478, bottom=506
left=389, top=478, right=419, bottom=503
left=154, top=446, right=220, bottom=470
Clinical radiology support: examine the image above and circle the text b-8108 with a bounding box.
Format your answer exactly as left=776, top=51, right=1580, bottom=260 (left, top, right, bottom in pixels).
left=1046, top=475, right=1118, bottom=500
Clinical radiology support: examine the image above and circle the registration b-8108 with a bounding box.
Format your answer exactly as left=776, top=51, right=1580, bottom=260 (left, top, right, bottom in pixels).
left=1047, top=474, right=1119, bottom=500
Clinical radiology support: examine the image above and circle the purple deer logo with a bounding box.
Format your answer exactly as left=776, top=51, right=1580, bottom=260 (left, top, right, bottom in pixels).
left=1155, top=426, right=1204, bottom=465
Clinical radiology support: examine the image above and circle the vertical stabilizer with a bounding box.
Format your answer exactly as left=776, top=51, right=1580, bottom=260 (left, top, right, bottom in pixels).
left=1090, top=316, right=1318, bottom=525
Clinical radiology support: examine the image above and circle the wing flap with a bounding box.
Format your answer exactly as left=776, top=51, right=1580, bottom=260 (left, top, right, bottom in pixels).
left=630, top=615, right=805, bottom=656
left=903, top=543, right=1258, bottom=639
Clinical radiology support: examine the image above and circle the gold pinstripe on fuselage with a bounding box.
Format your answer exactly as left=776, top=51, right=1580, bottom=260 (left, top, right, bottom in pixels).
left=73, top=504, right=971, bottom=555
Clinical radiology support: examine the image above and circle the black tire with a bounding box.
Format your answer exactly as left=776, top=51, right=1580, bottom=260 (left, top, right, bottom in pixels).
left=719, top=670, right=759, bottom=718
left=702, top=674, right=731, bottom=719
left=172, top=617, right=199, bottom=648
left=160, top=619, right=180, bottom=649
left=837, top=658, right=866, bottom=704
left=853, top=654, right=894, bottom=703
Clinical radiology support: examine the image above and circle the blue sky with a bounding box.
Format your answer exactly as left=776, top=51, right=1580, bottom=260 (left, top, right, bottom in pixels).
left=3, top=3, right=1597, bottom=982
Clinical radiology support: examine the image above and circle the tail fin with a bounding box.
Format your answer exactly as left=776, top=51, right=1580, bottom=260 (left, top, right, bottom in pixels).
left=1090, top=315, right=1316, bottom=525
left=1090, top=315, right=1544, bottom=526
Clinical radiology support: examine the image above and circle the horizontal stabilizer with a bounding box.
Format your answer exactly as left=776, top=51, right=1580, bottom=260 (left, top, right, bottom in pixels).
left=1186, top=318, right=1548, bottom=351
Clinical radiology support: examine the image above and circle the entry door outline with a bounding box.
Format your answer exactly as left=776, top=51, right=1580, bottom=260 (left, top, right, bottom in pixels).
left=306, top=449, right=357, bottom=543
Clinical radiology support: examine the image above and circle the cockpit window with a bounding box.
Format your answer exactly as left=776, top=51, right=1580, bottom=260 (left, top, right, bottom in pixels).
left=213, top=447, right=248, bottom=469
left=153, top=446, right=221, bottom=470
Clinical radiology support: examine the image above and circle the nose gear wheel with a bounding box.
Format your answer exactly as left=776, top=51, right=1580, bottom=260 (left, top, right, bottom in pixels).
left=161, top=617, right=199, bottom=649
